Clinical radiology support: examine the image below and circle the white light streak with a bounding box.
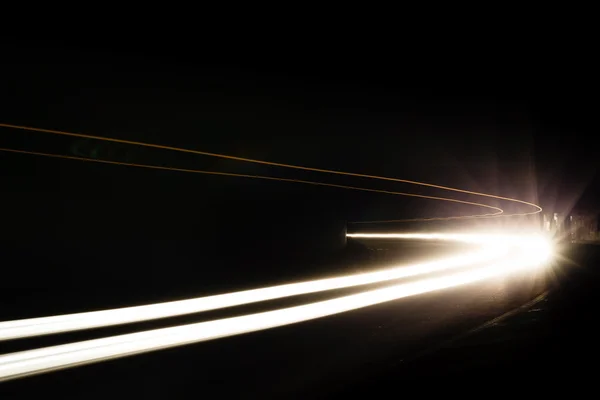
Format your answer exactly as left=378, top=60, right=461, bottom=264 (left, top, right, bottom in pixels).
left=0, top=245, right=504, bottom=341
left=347, top=232, right=554, bottom=262
left=347, top=232, right=546, bottom=246
left=0, top=240, right=548, bottom=382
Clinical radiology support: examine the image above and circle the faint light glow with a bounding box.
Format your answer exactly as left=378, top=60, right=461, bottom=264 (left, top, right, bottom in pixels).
left=0, top=240, right=549, bottom=382
left=0, top=246, right=504, bottom=341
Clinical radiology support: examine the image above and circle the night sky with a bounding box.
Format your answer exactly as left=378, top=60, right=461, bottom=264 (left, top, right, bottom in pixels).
left=1, top=38, right=598, bottom=266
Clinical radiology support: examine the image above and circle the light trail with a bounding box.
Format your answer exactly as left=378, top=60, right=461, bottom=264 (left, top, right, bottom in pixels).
left=347, top=232, right=553, bottom=253
left=0, top=123, right=542, bottom=220
left=0, top=233, right=549, bottom=341
left=0, top=147, right=503, bottom=218
left=0, top=238, right=551, bottom=383
left=0, top=239, right=506, bottom=341
left=0, top=123, right=551, bottom=382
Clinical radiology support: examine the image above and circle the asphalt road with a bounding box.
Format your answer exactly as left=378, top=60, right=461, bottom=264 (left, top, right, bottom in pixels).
left=0, top=239, right=553, bottom=399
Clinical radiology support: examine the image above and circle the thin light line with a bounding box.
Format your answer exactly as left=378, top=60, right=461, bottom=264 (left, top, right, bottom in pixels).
left=0, top=123, right=542, bottom=219
left=0, top=147, right=503, bottom=218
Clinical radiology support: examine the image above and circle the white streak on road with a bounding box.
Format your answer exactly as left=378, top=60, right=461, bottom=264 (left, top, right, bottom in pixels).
left=0, top=237, right=507, bottom=341
left=0, top=238, right=550, bottom=382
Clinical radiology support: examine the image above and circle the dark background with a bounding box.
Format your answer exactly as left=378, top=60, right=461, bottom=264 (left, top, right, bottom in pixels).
left=1, top=27, right=600, bottom=398
left=1, top=36, right=598, bottom=286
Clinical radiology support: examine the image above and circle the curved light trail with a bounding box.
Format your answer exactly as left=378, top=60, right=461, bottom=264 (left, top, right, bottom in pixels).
left=0, top=147, right=503, bottom=218
left=0, top=235, right=551, bottom=382
left=0, top=123, right=542, bottom=220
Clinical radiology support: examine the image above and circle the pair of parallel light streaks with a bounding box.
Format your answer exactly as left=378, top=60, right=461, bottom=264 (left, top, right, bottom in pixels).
left=0, top=123, right=547, bottom=382
left=0, top=123, right=542, bottom=222
left=0, top=235, right=551, bottom=382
